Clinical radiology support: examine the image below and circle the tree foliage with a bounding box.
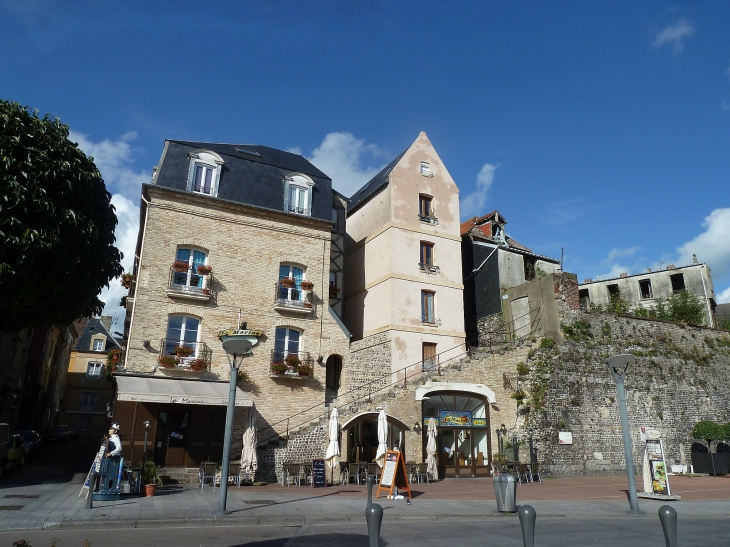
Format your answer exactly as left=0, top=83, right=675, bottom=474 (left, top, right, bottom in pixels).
left=692, top=420, right=722, bottom=450
left=0, top=100, right=122, bottom=330
left=632, top=289, right=706, bottom=326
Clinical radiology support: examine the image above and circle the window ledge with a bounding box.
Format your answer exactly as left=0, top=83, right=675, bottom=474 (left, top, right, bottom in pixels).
left=274, top=301, right=313, bottom=315
left=420, top=172, right=434, bottom=177
left=166, top=288, right=213, bottom=302
left=268, top=373, right=310, bottom=380
left=421, top=319, right=442, bottom=327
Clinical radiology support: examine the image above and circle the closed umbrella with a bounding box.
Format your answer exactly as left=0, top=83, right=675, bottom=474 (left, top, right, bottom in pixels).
left=325, top=407, right=340, bottom=469
left=375, top=409, right=388, bottom=468
left=241, top=405, right=258, bottom=482
left=426, top=418, right=438, bottom=481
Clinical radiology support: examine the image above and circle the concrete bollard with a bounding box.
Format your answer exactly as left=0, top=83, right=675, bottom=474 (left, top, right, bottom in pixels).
left=365, top=503, right=383, bottom=547
left=366, top=475, right=374, bottom=507
left=518, top=505, right=536, bottom=547
left=658, top=505, right=678, bottom=547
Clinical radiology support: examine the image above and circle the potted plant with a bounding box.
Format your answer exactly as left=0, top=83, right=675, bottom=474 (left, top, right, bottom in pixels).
left=303, top=302, right=312, bottom=308
left=197, top=264, right=213, bottom=275
left=271, top=362, right=288, bottom=375
left=189, top=358, right=207, bottom=372
left=284, top=353, right=301, bottom=370
left=142, top=461, right=162, bottom=496
left=158, top=355, right=179, bottom=368
left=297, top=363, right=313, bottom=377
left=174, top=346, right=194, bottom=357
left=173, top=260, right=189, bottom=272
left=120, top=272, right=134, bottom=289
left=300, top=280, right=314, bottom=291
left=202, top=288, right=211, bottom=295
left=329, top=286, right=341, bottom=298
left=280, top=277, right=296, bottom=288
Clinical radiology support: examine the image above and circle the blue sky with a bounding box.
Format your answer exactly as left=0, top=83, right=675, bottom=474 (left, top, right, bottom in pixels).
left=1, top=1, right=729, bottom=329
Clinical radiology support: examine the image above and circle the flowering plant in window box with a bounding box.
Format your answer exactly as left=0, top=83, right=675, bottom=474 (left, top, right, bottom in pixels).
left=297, top=363, right=313, bottom=377
left=271, top=362, right=288, bottom=374
left=107, top=349, right=122, bottom=364
left=196, top=265, right=213, bottom=275
left=202, top=288, right=211, bottom=295
left=105, top=361, right=117, bottom=380
left=174, top=346, right=194, bottom=357
left=300, top=280, right=314, bottom=291
left=120, top=272, right=134, bottom=289
left=284, top=354, right=301, bottom=369
left=328, top=286, right=341, bottom=298
left=303, top=302, right=312, bottom=308
left=173, top=260, right=189, bottom=272
left=158, top=355, right=179, bottom=368
left=280, top=277, right=296, bottom=288
left=189, top=358, right=207, bottom=372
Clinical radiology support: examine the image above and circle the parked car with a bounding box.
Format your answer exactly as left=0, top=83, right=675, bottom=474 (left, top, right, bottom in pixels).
left=3, top=434, right=25, bottom=471
left=16, top=430, right=42, bottom=461
left=43, top=425, right=70, bottom=443
left=0, top=423, right=9, bottom=477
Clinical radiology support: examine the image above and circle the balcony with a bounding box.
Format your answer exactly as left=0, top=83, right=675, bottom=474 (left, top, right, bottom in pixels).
left=157, top=340, right=212, bottom=373
left=417, top=214, right=439, bottom=225
left=269, top=351, right=314, bottom=379
left=273, top=281, right=313, bottom=315
left=166, top=266, right=215, bottom=302
left=418, top=263, right=441, bottom=275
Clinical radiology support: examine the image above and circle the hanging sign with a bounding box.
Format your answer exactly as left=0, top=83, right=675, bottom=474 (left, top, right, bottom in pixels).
left=376, top=450, right=412, bottom=500
left=646, top=438, right=671, bottom=495
left=311, top=458, right=326, bottom=488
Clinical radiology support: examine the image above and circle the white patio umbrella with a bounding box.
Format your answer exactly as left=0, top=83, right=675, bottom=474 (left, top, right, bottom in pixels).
left=325, top=407, right=340, bottom=469
left=375, top=409, right=388, bottom=468
left=241, top=404, right=258, bottom=481
left=426, top=418, right=438, bottom=481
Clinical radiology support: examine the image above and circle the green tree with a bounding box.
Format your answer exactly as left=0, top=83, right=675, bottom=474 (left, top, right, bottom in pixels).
left=692, top=421, right=722, bottom=452
left=719, top=317, right=730, bottom=331
left=0, top=100, right=122, bottom=330
left=663, top=289, right=706, bottom=326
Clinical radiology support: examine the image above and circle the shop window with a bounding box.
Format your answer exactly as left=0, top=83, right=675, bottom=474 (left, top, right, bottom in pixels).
left=639, top=279, right=653, bottom=299
left=274, top=327, right=301, bottom=363
left=284, top=174, right=314, bottom=216
left=670, top=273, right=685, bottom=293
left=173, top=248, right=208, bottom=288
left=421, top=291, right=435, bottom=323
left=86, top=362, right=103, bottom=379
left=164, top=315, right=200, bottom=357
left=80, top=392, right=97, bottom=411
left=347, top=416, right=405, bottom=463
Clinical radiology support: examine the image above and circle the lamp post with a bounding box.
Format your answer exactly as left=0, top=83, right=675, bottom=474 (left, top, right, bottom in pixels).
left=142, top=420, right=150, bottom=466
left=606, top=353, right=642, bottom=514
left=215, top=337, right=252, bottom=516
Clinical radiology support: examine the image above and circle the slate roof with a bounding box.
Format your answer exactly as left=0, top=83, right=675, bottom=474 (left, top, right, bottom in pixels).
left=75, top=317, right=121, bottom=353
left=170, top=141, right=330, bottom=181
left=461, top=215, right=560, bottom=264
left=347, top=148, right=408, bottom=214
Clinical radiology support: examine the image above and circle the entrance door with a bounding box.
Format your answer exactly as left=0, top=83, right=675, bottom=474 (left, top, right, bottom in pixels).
left=165, top=411, right=189, bottom=466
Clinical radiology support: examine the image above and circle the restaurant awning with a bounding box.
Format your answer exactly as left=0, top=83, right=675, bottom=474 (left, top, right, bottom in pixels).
left=115, top=376, right=253, bottom=407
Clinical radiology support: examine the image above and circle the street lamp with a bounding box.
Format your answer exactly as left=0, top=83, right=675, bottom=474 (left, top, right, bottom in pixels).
left=142, top=420, right=150, bottom=467
left=606, top=353, right=642, bottom=514
left=215, top=337, right=252, bottom=516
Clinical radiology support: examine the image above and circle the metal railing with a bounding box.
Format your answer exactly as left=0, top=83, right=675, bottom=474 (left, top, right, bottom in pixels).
left=417, top=213, right=439, bottom=225
left=269, top=350, right=314, bottom=377
left=157, top=339, right=212, bottom=372
left=167, top=266, right=214, bottom=298
left=418, top=263, right=441, bottom=274
left=273, top=282, right=312, bottom=310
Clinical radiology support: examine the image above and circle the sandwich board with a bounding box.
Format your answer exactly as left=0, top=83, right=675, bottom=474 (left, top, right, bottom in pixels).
left=375, top=450, right=412, bottom=500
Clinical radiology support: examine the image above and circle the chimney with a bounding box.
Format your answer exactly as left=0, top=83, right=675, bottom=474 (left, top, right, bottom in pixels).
left=693, top=253, right=698, bottom=264
left=647, top=268, right=651, bottom=273
left=100, top=315, right=113, bottom=332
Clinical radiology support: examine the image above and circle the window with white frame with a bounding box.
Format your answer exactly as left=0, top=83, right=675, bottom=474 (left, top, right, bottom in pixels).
left=274, top=327, right=301, bottom=362
left=284, top=174, right=314, bottom=216
left=164, top=315, right=200, bottom=358
left=93, top=339, right=104, bottom=351
left=80, top=392, right=97, bottom=411
left=172, top=248, right=208, bottom=289
left=186, top=151, right=224, bottom=197
left=420, top=161, right=432, bottom=176
left=86, top=362, right=103, bottom=379
left=278, top=264, right=305, bottom=302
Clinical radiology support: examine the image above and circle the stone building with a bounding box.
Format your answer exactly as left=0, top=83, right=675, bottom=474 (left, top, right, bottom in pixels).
left=461, top=211, right=561, bottom=346
left=59, top=317, right=120, bottom=439
left=578, top=258, right=717, bottom=327
left=116, top=140, right=350, bottom=473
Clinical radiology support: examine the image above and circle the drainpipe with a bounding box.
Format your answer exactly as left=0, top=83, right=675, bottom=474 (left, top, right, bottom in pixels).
left=699, top=264, right=713, bottom=328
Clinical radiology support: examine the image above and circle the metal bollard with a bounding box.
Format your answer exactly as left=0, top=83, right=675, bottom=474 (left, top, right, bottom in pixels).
left=658, top=505, right=678, bottom=547
left=365, top=503, right=383, bottom=547
left=366, top=475, right=374, bottom=507
left=84, top=472, right=97, bottom=509
left=518, top=505, right=536, bottom=547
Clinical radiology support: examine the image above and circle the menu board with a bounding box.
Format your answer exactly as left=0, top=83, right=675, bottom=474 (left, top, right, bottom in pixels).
left=311, top=458, right=326, bottom=488
left=646, top=439, right=670, bottom=495
left=380, top=452, right=398, bottom=487
left=376, top=450, right=412, bottom=500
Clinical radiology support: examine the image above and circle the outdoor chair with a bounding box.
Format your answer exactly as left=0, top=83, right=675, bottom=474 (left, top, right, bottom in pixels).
left=340, top=464, right=349, bottom=485
left=416, top=463, right=429, bottom=484
left=286, top=463, right=301, bottom=487
left=303, top=464, right=312, bottom=486
left=518, top=463, right=530, bottom=484
left=530, top=462, right=542, bottom=483
left=200, top=461, right=217, bottom=490
left=229, top=462, right=241, bottom=487
left=348, top=463, right=362, bottom=485
left=366, top=463, right=381, bottom=484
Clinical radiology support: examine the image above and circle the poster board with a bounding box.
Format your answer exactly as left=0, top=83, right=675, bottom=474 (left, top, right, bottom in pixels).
left=311, top=458, right=326, bottom=488
left=376, top=450, right=412, bottom=500
left=646, top=439, right=670, bottom=495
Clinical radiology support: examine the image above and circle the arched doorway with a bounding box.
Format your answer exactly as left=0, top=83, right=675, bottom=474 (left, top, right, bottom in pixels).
left=341, top=412, right=410, bottom=464
left=422, top=392, right=491, bottom=478
left=325, top=355, right=342, bottom=404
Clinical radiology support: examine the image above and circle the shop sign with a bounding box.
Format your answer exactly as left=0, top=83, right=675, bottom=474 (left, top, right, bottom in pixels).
left=439, top=410, right=472, bottom=427
left=217, top=328, right=263, bottom=349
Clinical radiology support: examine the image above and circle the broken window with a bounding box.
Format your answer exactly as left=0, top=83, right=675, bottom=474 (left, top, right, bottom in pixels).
left=607, top=284, right=619, bottom=297
left=579, top=289, right=590, bottom=309
left=670, top=273, right=685, bottom=293
left=524, top=257, right=538, bottom=281
left=639, top=279, right=652, bottom=299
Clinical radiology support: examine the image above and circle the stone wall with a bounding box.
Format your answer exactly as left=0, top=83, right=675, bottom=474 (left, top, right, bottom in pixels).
left=345, top=332, right=392, bottom=403
left=516, top=310, right=730, bottom=477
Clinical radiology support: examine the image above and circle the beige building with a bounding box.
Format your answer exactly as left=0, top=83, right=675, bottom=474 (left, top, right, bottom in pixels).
left=344, top=132, right=466, bottom=380
left=117, top=141, right=350, bottom=472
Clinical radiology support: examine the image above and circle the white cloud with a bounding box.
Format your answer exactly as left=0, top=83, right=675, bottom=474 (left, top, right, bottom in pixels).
left=676, top=208, right=730, bottom=279
left=607, top=246, right=641, bottom=263
left=653, top=19, right=694, bottom=53
left=460, top=163, right=499, bottom=220
left=722, top=100, right=730, bottom=112
left=303, top=132, right=388, bottom=198
left=72, top=131, right=146, bottom=334
left=69, top=130, right=150, bottom=200
left=717, top=286, right=730, bottom=304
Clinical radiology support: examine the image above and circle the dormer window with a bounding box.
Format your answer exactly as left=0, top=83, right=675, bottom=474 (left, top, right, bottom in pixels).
left=186, top=151, right=224, bottom=197
left=284, top=174, right=315, bottom=216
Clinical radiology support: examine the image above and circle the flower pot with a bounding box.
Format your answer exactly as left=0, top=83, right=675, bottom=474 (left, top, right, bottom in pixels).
left=145, top=483, right=157, bottom=497
left=300, top=281, right=314, bottom=291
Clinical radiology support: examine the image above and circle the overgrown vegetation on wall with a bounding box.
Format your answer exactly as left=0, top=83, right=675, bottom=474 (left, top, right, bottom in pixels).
left=591, top=289, right=708, bottom=326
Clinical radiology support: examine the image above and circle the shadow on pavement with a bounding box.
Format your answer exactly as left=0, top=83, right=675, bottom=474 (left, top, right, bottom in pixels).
left=231, top=534, right=384, bottom=546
